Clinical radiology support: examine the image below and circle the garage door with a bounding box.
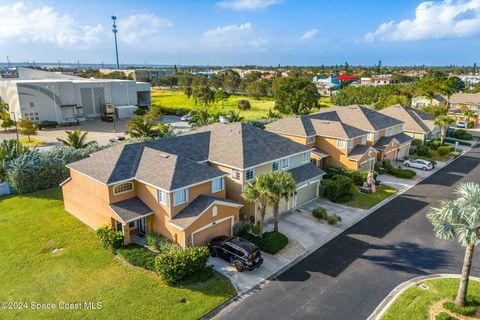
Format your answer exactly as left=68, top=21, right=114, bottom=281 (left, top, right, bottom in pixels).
left=397, top=145, right=409, bottom=160
left=192, top=218, right=232, bottom=246
left=296, top=182, right=318, bottom=205
left=265, top=198, right=288, bottom=220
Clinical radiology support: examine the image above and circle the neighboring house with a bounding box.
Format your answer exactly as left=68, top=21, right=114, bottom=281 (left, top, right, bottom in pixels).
left=62, top=123, right=324, bottom=247
left=379, top=104, right=440, bottom=143
left=360, top=75, right=396, bottom=86
left=265, top=105, right=412, bottom=170
left=448, top=93, right=480, bottom=125
left=411, top=94, right=446, bottom=108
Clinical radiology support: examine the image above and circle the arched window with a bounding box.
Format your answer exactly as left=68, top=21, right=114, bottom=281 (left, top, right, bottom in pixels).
left=113, top=182, right=134, bottom=195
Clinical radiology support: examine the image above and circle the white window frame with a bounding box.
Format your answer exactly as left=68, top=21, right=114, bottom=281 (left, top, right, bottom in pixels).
left=386, top=127, right=394, bottom=137
left=336, top=139, right=346, bottom=148
left=231, top=169, right=241, bottom=180
left=361, top=135, right=367, bottom=145
left=246, top=168, right=255, bottom=181
left=272, top=161, right=279, bottom=171
left=212, top=177, right=224, bottom=193
left=281, top=158, right=289, bottom=170
left=173, top=188, right=189, bottom=206
left=347, top=139, right=354, bottom=149
left=157, top=189, right=167, bottom=205
left=128, top=221, right=137, bottom=229
left=113, top=182, right=134, bottom=195
left=303, top=152, right=310, bottom=162
left=307, top=136, right=315, bottom=144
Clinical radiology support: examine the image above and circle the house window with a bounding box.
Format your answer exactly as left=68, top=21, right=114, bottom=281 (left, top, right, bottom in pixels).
left=348, top=139, right=354, bottom=149
left=212, top=177, right=224, bottom=193
left=281, top=158, right=289, bottom=169
left=212, top=206, right=218, bottom=217
left=303, top=152, right=310, bottom=162
left=386, top=127, right=394, bottom=136
left=30, top=102, right=35, bottom=108
left=157, top=189, right=167, bottom=204
left=173, top=188, right=188, bottom=206
left=307, top=136, right=315, bottom=144
left=361, top=135, right=367, bottom=145
left=113, top=182, right=134, bottom=195
left=128, top=221, right=137, bottom=229
left=246, top=168, right=254, bottom=181
left=272, top=161, right=279, bottom=171
left=337, top=139, right=346, bottom=148
left=231, top=169, right=241, bottom=180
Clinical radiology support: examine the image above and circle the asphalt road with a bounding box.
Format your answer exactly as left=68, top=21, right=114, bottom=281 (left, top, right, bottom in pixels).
left=214, top=145, right=480, bottom=320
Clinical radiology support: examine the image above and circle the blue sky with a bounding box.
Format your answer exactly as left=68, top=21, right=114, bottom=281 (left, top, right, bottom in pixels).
left=1, top=0, right=480, bottom=66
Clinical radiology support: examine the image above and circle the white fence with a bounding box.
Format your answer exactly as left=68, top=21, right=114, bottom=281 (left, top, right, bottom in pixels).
left=0, top=182, right=11, bottom=196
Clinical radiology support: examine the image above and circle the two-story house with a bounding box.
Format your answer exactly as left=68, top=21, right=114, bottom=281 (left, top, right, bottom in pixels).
left=265, top=105, right=412, bottom=170
left=62, top=123, right=324, bottom=247
left=379, top=104, right=440, bottom=143
left=448, top=93, right=480, bottom=126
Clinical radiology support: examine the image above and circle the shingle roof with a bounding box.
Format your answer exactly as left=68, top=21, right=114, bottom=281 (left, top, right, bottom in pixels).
left=169, top=195, right=242, bottom=229
left=379, top=104, right=435, bottom=133
left=311, top=147, right=330, bottom=158
left=374, top=132, right=412, bottom=151
left=68, top=123, right=311, bottom=188
left=449, top=93, right=480, bottom=104
left=109, top=197, right=154, bottom=223
left=287, top=163, right=325, bottom=184
left=347, top=145, right=377, bottom=161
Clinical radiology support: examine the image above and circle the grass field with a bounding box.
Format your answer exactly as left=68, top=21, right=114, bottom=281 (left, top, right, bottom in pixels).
left=346, top=185, right=398, bottom=209
left=382, top=278, right=480, bottom=320
left=0, top=188, right=235, bottom=320
left=151, top=88, right=334, bottom=121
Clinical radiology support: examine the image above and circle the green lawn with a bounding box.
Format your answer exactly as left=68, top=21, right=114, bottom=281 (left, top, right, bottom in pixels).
left=151, top=88, right=275, bottom=120
left=382, top=278, right=480, bottom=320
left=0, top=188, right=235, bottom=320
left=346, top=185, right=398, bottom=209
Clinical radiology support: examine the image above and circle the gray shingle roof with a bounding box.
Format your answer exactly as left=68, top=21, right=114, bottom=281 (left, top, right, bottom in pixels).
left=379, top=104, right=435, bottom=133
left=347, top=145, right=376, bottom=161
left=449, top=93, right=480, bottom=104
left=109, top=197, right=154, bottom=223
left=311, top=147, right=330, bottom=158
left=169, top=195, right=242, bottom=229
left=374, top=132, right=413, bottom=151
left=287, top=163, right=325, bottom=184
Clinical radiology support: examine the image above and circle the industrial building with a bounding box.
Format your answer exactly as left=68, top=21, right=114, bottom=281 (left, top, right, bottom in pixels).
left=0, top=68, right=151, bottom=123
left=99, top=68, right=175, bottom=82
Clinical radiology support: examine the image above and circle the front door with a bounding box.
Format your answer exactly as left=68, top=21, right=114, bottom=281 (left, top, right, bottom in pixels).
left=139, top=218, right=146, bottom=235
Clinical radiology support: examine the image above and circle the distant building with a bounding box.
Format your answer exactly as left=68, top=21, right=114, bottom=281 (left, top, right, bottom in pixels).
left=458, top=75, right=480, bottom=88
left=337, top=75, right=357, bottom=83
left=361, top=74, right=396, bottom=86
left=99, top=68, right=174, bottom=82
left=313, top=75, right=341, bottom=96
left=411, top=95, right=446, bottom=108
left=0, top=68, right=150, bottom=124
left=448, top=93, right=480, bottom=126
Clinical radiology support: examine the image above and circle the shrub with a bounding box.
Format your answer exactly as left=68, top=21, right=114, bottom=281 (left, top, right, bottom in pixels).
left=96, top=225, right=123, bottom=253
left=155, top=246, right=210, bottom=284
left=411, top=139, right=423, bottom=147
left=326, top=214, right=342, bottom=225
left=468, top=121, right=475, bottom=128
left=245, top=231, right=288, bottom=255
left=349, top=170, right=369, bottom=186
left=117, top=244, right=156, bottom=271
left=416, top=145, right=432, bottom=157
left=237, top=99, right=251, bottom=110
left=312, top=207, right=327, bottom=220
left=444, top=138, right=471, bottom=146
left=175, top=108, right=188, bottom=116
left=426, top=140, right=441, bottom=150
left=435, top=312, right=451, bottom=320
left=437, top=145, right=452, bottom=156
left=443, top=301, right=477, bottom=316
left=323, top=175, right=354, bottom=203
left=233, top=222, right=253, bottom=236
left=134, top=107, right=147, bottom=116
left=146, top=233, right=181, bottom=253
left=451, top=129, right=473, bottom=140
left=383, top=160, right=416, bottom=179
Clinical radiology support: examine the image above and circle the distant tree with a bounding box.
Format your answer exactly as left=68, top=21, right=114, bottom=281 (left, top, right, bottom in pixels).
left=177, top=74, right=193, bottom=87
left=0, top=113, right=15, bottom=133
left=192, top=74, right=208, bottom=87
left=57, top=130, right=97, bottom=149
left=125, top=108, right=171, bottom=139
left=193, top=86, right=215, bottom=106
left=246, top=79, right=270, bottom=99
left=17, top=119, right=37, bottom=142
left=222, top=70, right=241, bottom=94
left=208, top=74, right=224, bottom=90
left=184, top=86, right=193, bottom=99
left=215, top=90, right=230, bottom=108
left=464, top=109, right=476, bottom=125
left=237, top=99, right=251, bottom=111
left=434, top=115, right=454, bottom=145
left=375, top=95, right=410, bottom=110
left=420, top=104, right=448, bottom=117
left=272, top=78, right=319, bottom=115
left=189, top=109, right=217, bottom=127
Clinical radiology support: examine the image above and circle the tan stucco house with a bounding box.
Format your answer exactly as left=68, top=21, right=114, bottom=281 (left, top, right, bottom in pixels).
left=62, top=123, right=324, bottom=247
left=448, top=93, right=480, bottom=126
left=411, top=95, right=446, bottom=108
left=379, top=104, right=440, bottom=143
left=265, top=105, right=412, bottom=170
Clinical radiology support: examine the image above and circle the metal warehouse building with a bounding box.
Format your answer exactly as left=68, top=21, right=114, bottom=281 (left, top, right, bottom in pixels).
left=0, top=67, right=151, bottom=123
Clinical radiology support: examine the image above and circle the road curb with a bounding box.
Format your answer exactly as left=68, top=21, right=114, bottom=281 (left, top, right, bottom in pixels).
left=204, top=144, right=477, bottom=319
left=367, top=274, right=480, bottom=320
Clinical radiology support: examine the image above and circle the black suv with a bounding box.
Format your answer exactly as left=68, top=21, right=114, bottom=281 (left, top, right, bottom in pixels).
left=208, top=236, right=263, bottom=272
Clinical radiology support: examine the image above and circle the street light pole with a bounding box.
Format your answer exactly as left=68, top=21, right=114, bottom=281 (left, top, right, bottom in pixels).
left=111, top=16, right=120, bottom=70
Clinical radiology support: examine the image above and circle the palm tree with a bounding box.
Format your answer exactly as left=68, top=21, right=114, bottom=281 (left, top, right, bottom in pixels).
left=264, top=172, right=296, bottom=232
left=464, top=109, right=475, bottom=127
left=427, top=182, right=480, bottom=307
left=57, top=130, right=97, bottom=149
left=224, top=111, right=244, bottom=123
left=189, top=109, right=216, bottom=128
left=242, top=175, right=270, bottom=238
left=434, top=115, right=454, bottom=145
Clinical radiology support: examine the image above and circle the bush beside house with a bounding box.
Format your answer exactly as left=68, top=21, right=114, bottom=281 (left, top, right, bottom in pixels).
left=155, top=246, right=210, bottom=284
left=96, top=225, right=124, bottom=253
left=383, top=160, right=416, bottom=179
left=322, top=175, right=355, bottom=203
left=117, top=244, right=156, bottom=271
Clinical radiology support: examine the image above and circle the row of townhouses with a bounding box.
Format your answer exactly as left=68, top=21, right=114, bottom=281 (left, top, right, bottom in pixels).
left=61, top=104, right=441, bottom=248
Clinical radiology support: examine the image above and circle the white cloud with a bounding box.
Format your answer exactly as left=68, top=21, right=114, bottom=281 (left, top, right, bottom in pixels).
left=117, top=14, right=173, bottom=45
left=203, top=22, right=268, bottom=51
left=365, top=0, right=480, bottom=42
left=217, top=0, right=280, bottom=10
left=301, top=28, right=319, bottom=40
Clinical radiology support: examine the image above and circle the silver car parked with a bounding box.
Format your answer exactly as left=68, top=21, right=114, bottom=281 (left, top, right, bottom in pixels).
left=403, top=159, right=433, bottom=171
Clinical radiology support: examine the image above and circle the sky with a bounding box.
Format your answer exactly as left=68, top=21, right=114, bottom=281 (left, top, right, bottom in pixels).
left=1, top=0, right=480, bottom=66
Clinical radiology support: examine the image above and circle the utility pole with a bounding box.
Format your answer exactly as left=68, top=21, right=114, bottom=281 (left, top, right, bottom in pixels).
left=111, top=16, right=120, bottom=70
left=6, top=56, right=10, bottom=68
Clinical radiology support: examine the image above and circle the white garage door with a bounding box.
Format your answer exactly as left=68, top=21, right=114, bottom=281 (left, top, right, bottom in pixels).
left=264, top=198, right=288, bottom=220
left=397, top=145, right=409, bottom=160
left=296, top=182, right=318, bottom=205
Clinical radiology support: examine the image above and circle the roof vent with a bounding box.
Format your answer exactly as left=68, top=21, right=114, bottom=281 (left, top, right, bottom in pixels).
left=157, top=152, right=170, bottom=159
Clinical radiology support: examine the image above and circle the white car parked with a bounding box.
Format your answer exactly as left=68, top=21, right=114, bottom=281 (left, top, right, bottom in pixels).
left=180, top=115, right=192, bottom=121
left=403, top=159, right=433, bottom=171
left=457, top=121, right=467, bottom=128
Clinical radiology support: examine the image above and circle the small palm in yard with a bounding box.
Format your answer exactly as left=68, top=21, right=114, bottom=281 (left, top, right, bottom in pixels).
left=242, top=175, right=270, bottom=238
left=57, top=130, right=96, bottom=149
left=427, top=182, right=480, bottom=307
left=434, top=115, right=454, bottom=145
left=264, top=171, right=296, bottom=233
left=464, top=109, right=475, bottom=126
